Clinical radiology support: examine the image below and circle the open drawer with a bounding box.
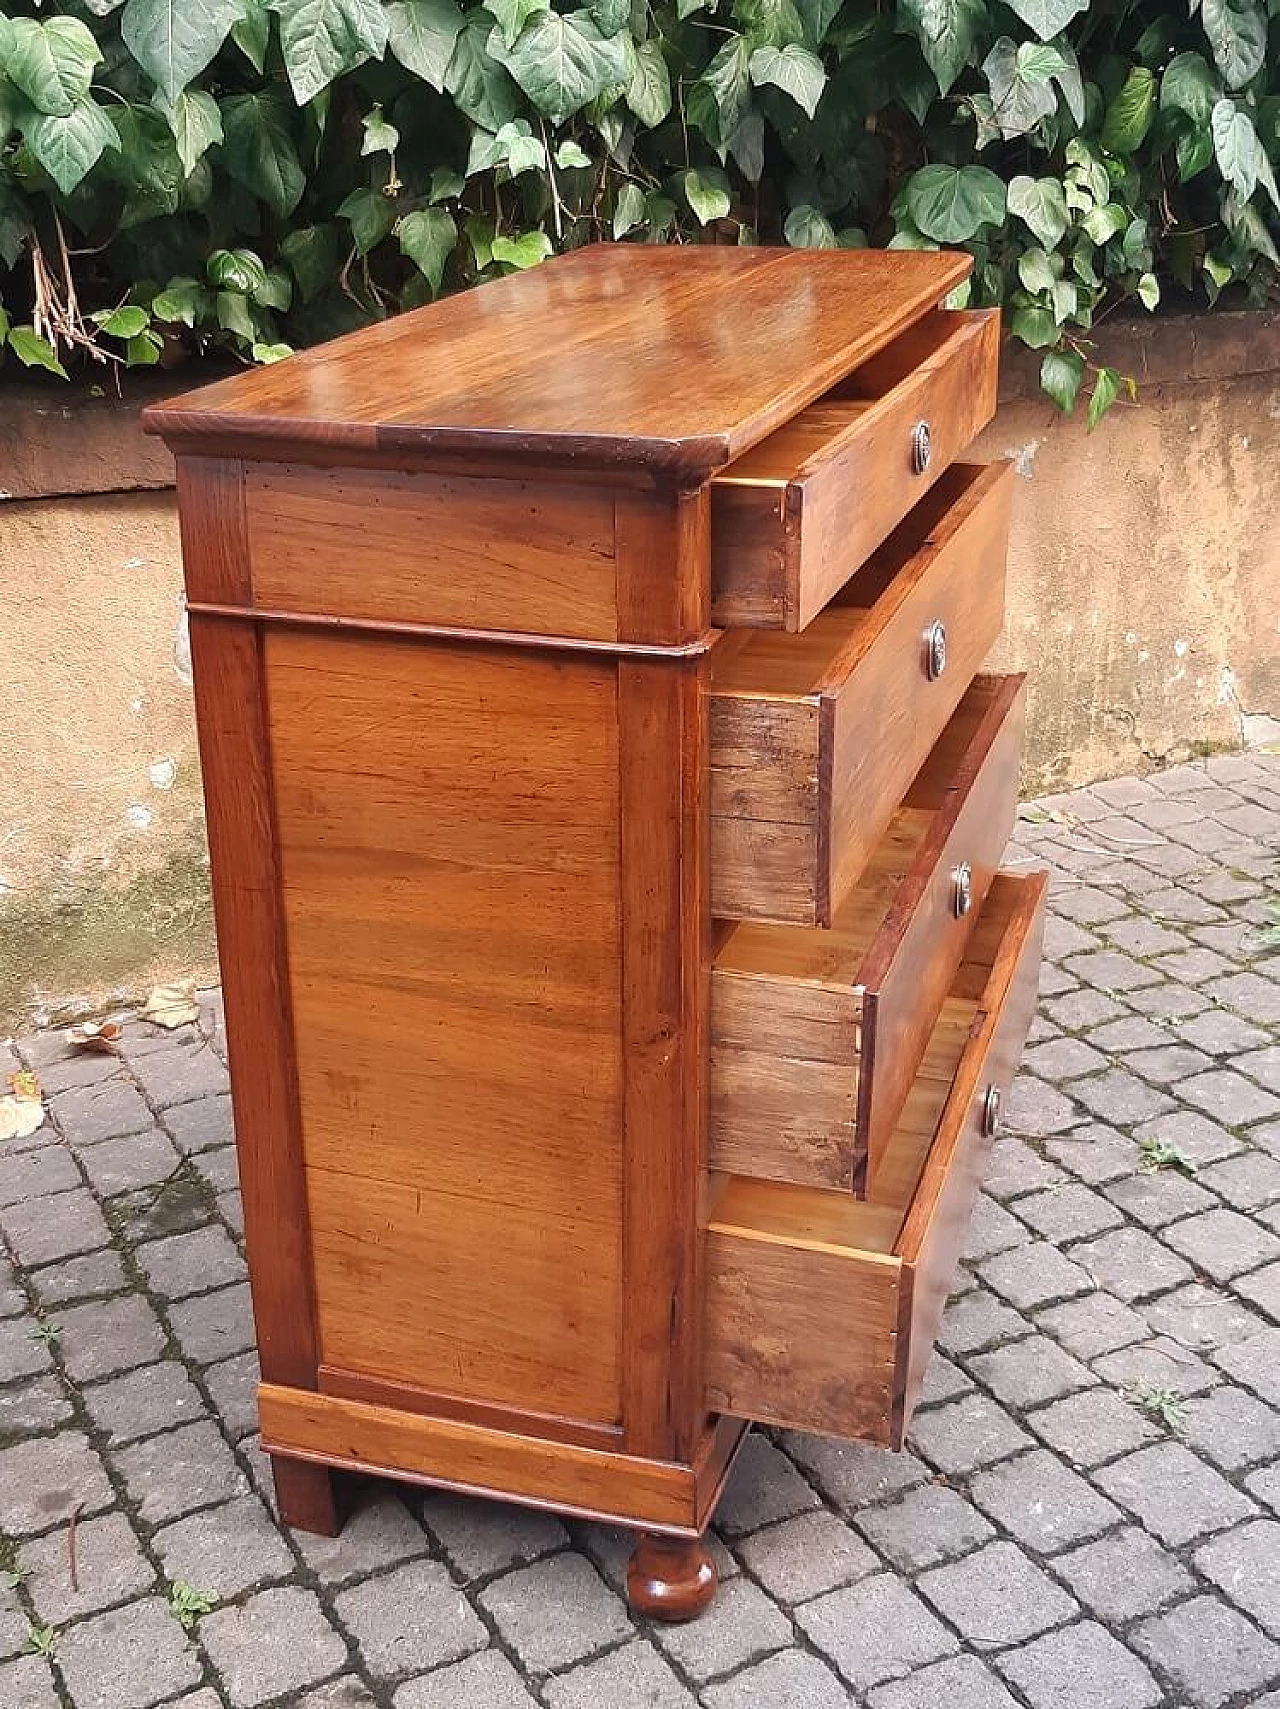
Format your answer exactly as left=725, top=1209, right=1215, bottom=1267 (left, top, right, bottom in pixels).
left=704, top=868, right=1046, bottom=1448
left=709, top=460, right=1012, bottom=926
left=712, top=673, right=1025, bottom=1194
left=710, top=309, right=1000, bottom=631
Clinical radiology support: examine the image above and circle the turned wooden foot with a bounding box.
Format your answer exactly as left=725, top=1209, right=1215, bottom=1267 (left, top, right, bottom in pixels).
left=271, top=1455, right=349, bottom=1537
left=627, top=1532, right=718, bottom=1622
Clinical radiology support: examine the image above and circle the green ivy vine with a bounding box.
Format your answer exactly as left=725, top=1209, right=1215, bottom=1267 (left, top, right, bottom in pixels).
left=0, top=0, right=1276, bottom=423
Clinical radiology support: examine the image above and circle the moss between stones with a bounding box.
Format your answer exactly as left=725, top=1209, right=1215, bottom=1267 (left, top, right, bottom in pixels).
left=0, top=829, right=217, bottom=1032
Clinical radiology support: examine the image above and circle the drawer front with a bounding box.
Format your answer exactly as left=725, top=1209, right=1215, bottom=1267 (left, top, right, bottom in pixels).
left=710, top=673, right=1026, bottom=1195
left=857, top=672, right=1026, bottom=1187
left=711, top=310, right=1000, bottom=631
left=704, top=870, right=1046, bottom=1446
left=710, top=460, right=1013, bottom=926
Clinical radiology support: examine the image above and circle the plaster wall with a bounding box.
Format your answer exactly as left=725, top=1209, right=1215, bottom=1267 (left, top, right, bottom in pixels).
left=1, top=319, right=1277, bottom=1028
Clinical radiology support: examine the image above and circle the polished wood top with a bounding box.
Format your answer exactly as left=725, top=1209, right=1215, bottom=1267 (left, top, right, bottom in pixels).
left=142, top=246, right=971, bottom=480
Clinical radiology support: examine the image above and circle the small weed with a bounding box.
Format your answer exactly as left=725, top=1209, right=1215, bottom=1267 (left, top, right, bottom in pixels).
left=0, top=1539, right=26, bottom=1591
left=1260, top=898, right=1280, bottom=951
left=25, top=1623, right=56, bottom=1658
left=27, top=1321, right=61, bottom=1347
left=1129, top=1381, right=1187, bottom=1432
left=1138, top=1135, right=1198, bottom=1177
left=166, top=1581, right=217, bottom=1632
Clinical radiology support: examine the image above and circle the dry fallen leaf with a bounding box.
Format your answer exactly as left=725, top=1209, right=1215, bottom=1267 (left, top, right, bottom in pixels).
left=140, top=983, right=200, bottom=1030
left=0, top=1071, right=44, bottom=1141
left=66, top=1021, right=123, bottom=1054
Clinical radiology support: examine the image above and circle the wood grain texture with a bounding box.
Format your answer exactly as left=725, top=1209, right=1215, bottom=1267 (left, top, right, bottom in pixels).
left=619, top=655, right=707, bottom=1462
left=143, top=247, right=970, bottom=479
left=176, top=457, right=249, bottom=602
left=709, top=460, right=1013, bottom=925
left=710, top=673, right=1024, bottom=1193
left=703, top=869, right=1046, bottom=1444
left=263, top=628, right=625, bottom=1427
left=711, top=310, right=1000, bottom=630
left=187, top=607, right=318, bottom=1395
left=260, top=1382, right=718, bottom=1532
left=615, top=484, right=710, bottom=646
left=246, top=462, right=620, bottom=642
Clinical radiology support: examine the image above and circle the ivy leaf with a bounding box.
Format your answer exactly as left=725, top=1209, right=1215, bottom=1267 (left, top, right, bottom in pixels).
left=121, top=0, right=242, bottom=102
left=1210, top=98, right=1269, bottom=206
left=1017, top=245, right=1059, bottom=292
left=903, top=162, right=1006, bottom=240
left=26, top=99, right=118, bottom=193
left=0, top=185, right=33, bottom=268
left=1040, top=347, right=1083, bottom=411
left=701, top=36, right=754, bottom=140
left=271, top=0, right=389, bottom=105
left=445, top=13, right=520, bottom=130
left=151, top=275, right=206, bottom=323
left=231, top=0, right=271, bottom=70
left=386, top=0, right=466, bottom=89
left=361, top=105, right=399, bottom=156
left=727, top=108, right=764, bottom=181
left=491, top=229, right=552, bottom=267
left=399, top=206, right=456, bottom=293
left=983, top=38, right=1061, bottom=138
left=483, top=0, right=547, bottom=48
left=1001, top=0, right=1086, bottom=39
left=429, top=165, right=465, bottom=200
left=159, top=88, right=223, bottom=177
left=1176, top=124, right=1214, bottom=181
left=208, top=246, right=269, bottom=293
left=682, top=166, right=731, bottom=224
left=216, top=290, right=256, bottom=340
left=7, top=325, right=69, bottom=377
left=1086, top=364, right=1122, bottom=430
left=7, top=18, right=101, bottom=117
left=1051, top=39, right=1085, bottom=127
left=736, top=0, right=805, bottom=46
left=627, top=40, right=671, bottom=126
left=280, top=224, right=339, bottom=301
left=337, top=185, right=396, bottom=252
left=93, top=303, right=150, bottom=338
left=219, top=90, right=305, bottom=215
left=1160, top=52, right=1219, bottom=125
left=589, top=0, right=630, bottom=31
left=1010, top=303, right=1058, bottom=346
left=1080, top=200, right=1127, bottom=243
left=1137, top=271, right=1160, bottom=309
left=1101, top=66, right=1155, bottom=152
left=1200, top=0, right=1266, bottom=90
left=555, top=138, right=591, bottom=167
left=749, top=44, right=826, bottom=119
left=612, top=179, right=646, bottom=237
left=898, top=0, right=984, bottom=95
left=784, top=203, right=838, bottom=247
left=495, top=10, right=628, bottom=122
left=1007, top=174, right=1068, bottom=247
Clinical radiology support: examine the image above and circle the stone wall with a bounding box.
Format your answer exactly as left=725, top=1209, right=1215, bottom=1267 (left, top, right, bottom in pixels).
left=2, top=310, right=1277, bottom=1028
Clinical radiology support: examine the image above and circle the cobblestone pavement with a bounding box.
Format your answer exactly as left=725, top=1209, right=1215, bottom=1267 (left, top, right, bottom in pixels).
left=2, top=750, right=1279, bottom=1709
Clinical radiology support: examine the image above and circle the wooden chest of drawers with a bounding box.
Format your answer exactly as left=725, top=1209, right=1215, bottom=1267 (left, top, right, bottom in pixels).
left=145, top=246, right=1044, bottom=1621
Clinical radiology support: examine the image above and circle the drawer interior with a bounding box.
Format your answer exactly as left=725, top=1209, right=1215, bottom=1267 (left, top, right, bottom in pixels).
left=712, top=311, right=977, bottom=487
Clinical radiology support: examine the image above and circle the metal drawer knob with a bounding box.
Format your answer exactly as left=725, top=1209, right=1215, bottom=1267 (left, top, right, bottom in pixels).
left=911, top=420, right=932, bottom=475
left=982, top=1085, right=1003, bottom=1138
left=923, top=619, right=947, bottom=681
left=952, top=861, right=973, bottom=919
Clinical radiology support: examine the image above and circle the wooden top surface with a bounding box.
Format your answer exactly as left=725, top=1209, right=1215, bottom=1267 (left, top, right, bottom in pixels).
left=142, top=245, right=971, bottom=480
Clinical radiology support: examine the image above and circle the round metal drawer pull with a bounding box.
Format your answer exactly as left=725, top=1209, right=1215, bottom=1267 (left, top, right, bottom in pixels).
left=911, top=419, right=932, bottom=475
left=923, top=619, right=947, bottom=681
left=982, top=1085, right=1003, bottom=1139
left=952, top=861, right=973, bottom=919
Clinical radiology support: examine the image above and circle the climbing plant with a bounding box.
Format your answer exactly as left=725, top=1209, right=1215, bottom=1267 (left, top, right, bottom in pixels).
left=0, top=0, right=1276, bottom=420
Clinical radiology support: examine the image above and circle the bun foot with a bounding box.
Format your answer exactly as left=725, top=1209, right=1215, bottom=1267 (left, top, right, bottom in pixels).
left=271, top=1455, right=349, bottom=1537
left=627, top=1532, right=718, bottom=1622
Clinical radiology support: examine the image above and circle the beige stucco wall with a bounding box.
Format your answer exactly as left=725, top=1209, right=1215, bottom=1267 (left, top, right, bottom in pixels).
left=2, top=314, right=1277, bottom=1029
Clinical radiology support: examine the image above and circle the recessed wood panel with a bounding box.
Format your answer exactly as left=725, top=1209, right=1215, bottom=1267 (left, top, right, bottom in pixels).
left=246, top=463, right=619, bottom=641
left=264, top=628, right=625, bottom=1426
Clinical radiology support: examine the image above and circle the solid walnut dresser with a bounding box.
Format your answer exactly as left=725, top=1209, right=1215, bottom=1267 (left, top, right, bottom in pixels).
left=145, top=245, right=1045, bottom=1621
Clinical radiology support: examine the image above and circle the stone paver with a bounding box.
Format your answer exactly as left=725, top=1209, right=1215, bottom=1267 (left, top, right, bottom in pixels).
left=0, top=751, right=1277, bottom=1706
